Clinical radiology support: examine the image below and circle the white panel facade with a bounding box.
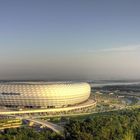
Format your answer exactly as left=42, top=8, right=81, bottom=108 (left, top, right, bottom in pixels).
left=0, top=82, right=91, bottom=108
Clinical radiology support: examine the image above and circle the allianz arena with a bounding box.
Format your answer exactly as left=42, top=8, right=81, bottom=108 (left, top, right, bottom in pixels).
left=0, top=82, right=91, bottom=108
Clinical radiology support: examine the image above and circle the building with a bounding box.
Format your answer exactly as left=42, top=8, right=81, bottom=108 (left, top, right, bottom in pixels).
left=0, top=82, right=91, bottom=108
left=0, top=119, right=22, bottom=130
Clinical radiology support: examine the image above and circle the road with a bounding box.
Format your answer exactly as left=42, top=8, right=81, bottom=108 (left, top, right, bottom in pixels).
left=17, top=116, right=64, bottom=135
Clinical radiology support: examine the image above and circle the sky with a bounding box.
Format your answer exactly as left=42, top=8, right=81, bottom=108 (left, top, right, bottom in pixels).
left=0, top=0, right=140, bottom=80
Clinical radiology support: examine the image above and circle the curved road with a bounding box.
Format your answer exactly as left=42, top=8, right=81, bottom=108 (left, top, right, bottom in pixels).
left=16, top=116, right=64, bottom=134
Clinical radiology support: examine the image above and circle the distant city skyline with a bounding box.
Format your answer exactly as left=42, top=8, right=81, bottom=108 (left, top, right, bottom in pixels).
left=0, top=0, right=140, bottom=80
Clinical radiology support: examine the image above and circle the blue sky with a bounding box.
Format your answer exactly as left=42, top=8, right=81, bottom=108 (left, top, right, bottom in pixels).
left=0, top=0, right=140, bottom=80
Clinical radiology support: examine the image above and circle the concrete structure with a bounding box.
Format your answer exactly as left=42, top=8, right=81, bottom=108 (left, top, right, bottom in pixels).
left=0, top=82, right=90, bottom=108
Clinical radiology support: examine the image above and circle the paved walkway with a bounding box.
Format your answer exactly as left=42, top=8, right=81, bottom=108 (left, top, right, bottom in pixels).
left=0, top=99, right=96, bottom=116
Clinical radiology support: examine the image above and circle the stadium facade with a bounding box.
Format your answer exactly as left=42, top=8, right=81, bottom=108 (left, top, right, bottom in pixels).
left=0, top=82, right=91, bottom=108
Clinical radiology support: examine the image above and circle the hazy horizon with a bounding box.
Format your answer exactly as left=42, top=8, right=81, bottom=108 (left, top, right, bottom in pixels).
left=1, top=0, right=140, bottom=80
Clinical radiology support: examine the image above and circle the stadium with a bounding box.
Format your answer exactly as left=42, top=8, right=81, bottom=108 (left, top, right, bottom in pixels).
left=0, top=82, right=91, bottom=108
left=0, top=82, right=96, bottom=132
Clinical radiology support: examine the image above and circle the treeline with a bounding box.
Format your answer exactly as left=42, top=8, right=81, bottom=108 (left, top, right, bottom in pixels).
left=0, top=109, right=140, bottom=140
left=94, top=85, right=140, bottom=92
left=0, top=127, right=62, bottom=140
left=65, top=109, right=140, bottom=140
